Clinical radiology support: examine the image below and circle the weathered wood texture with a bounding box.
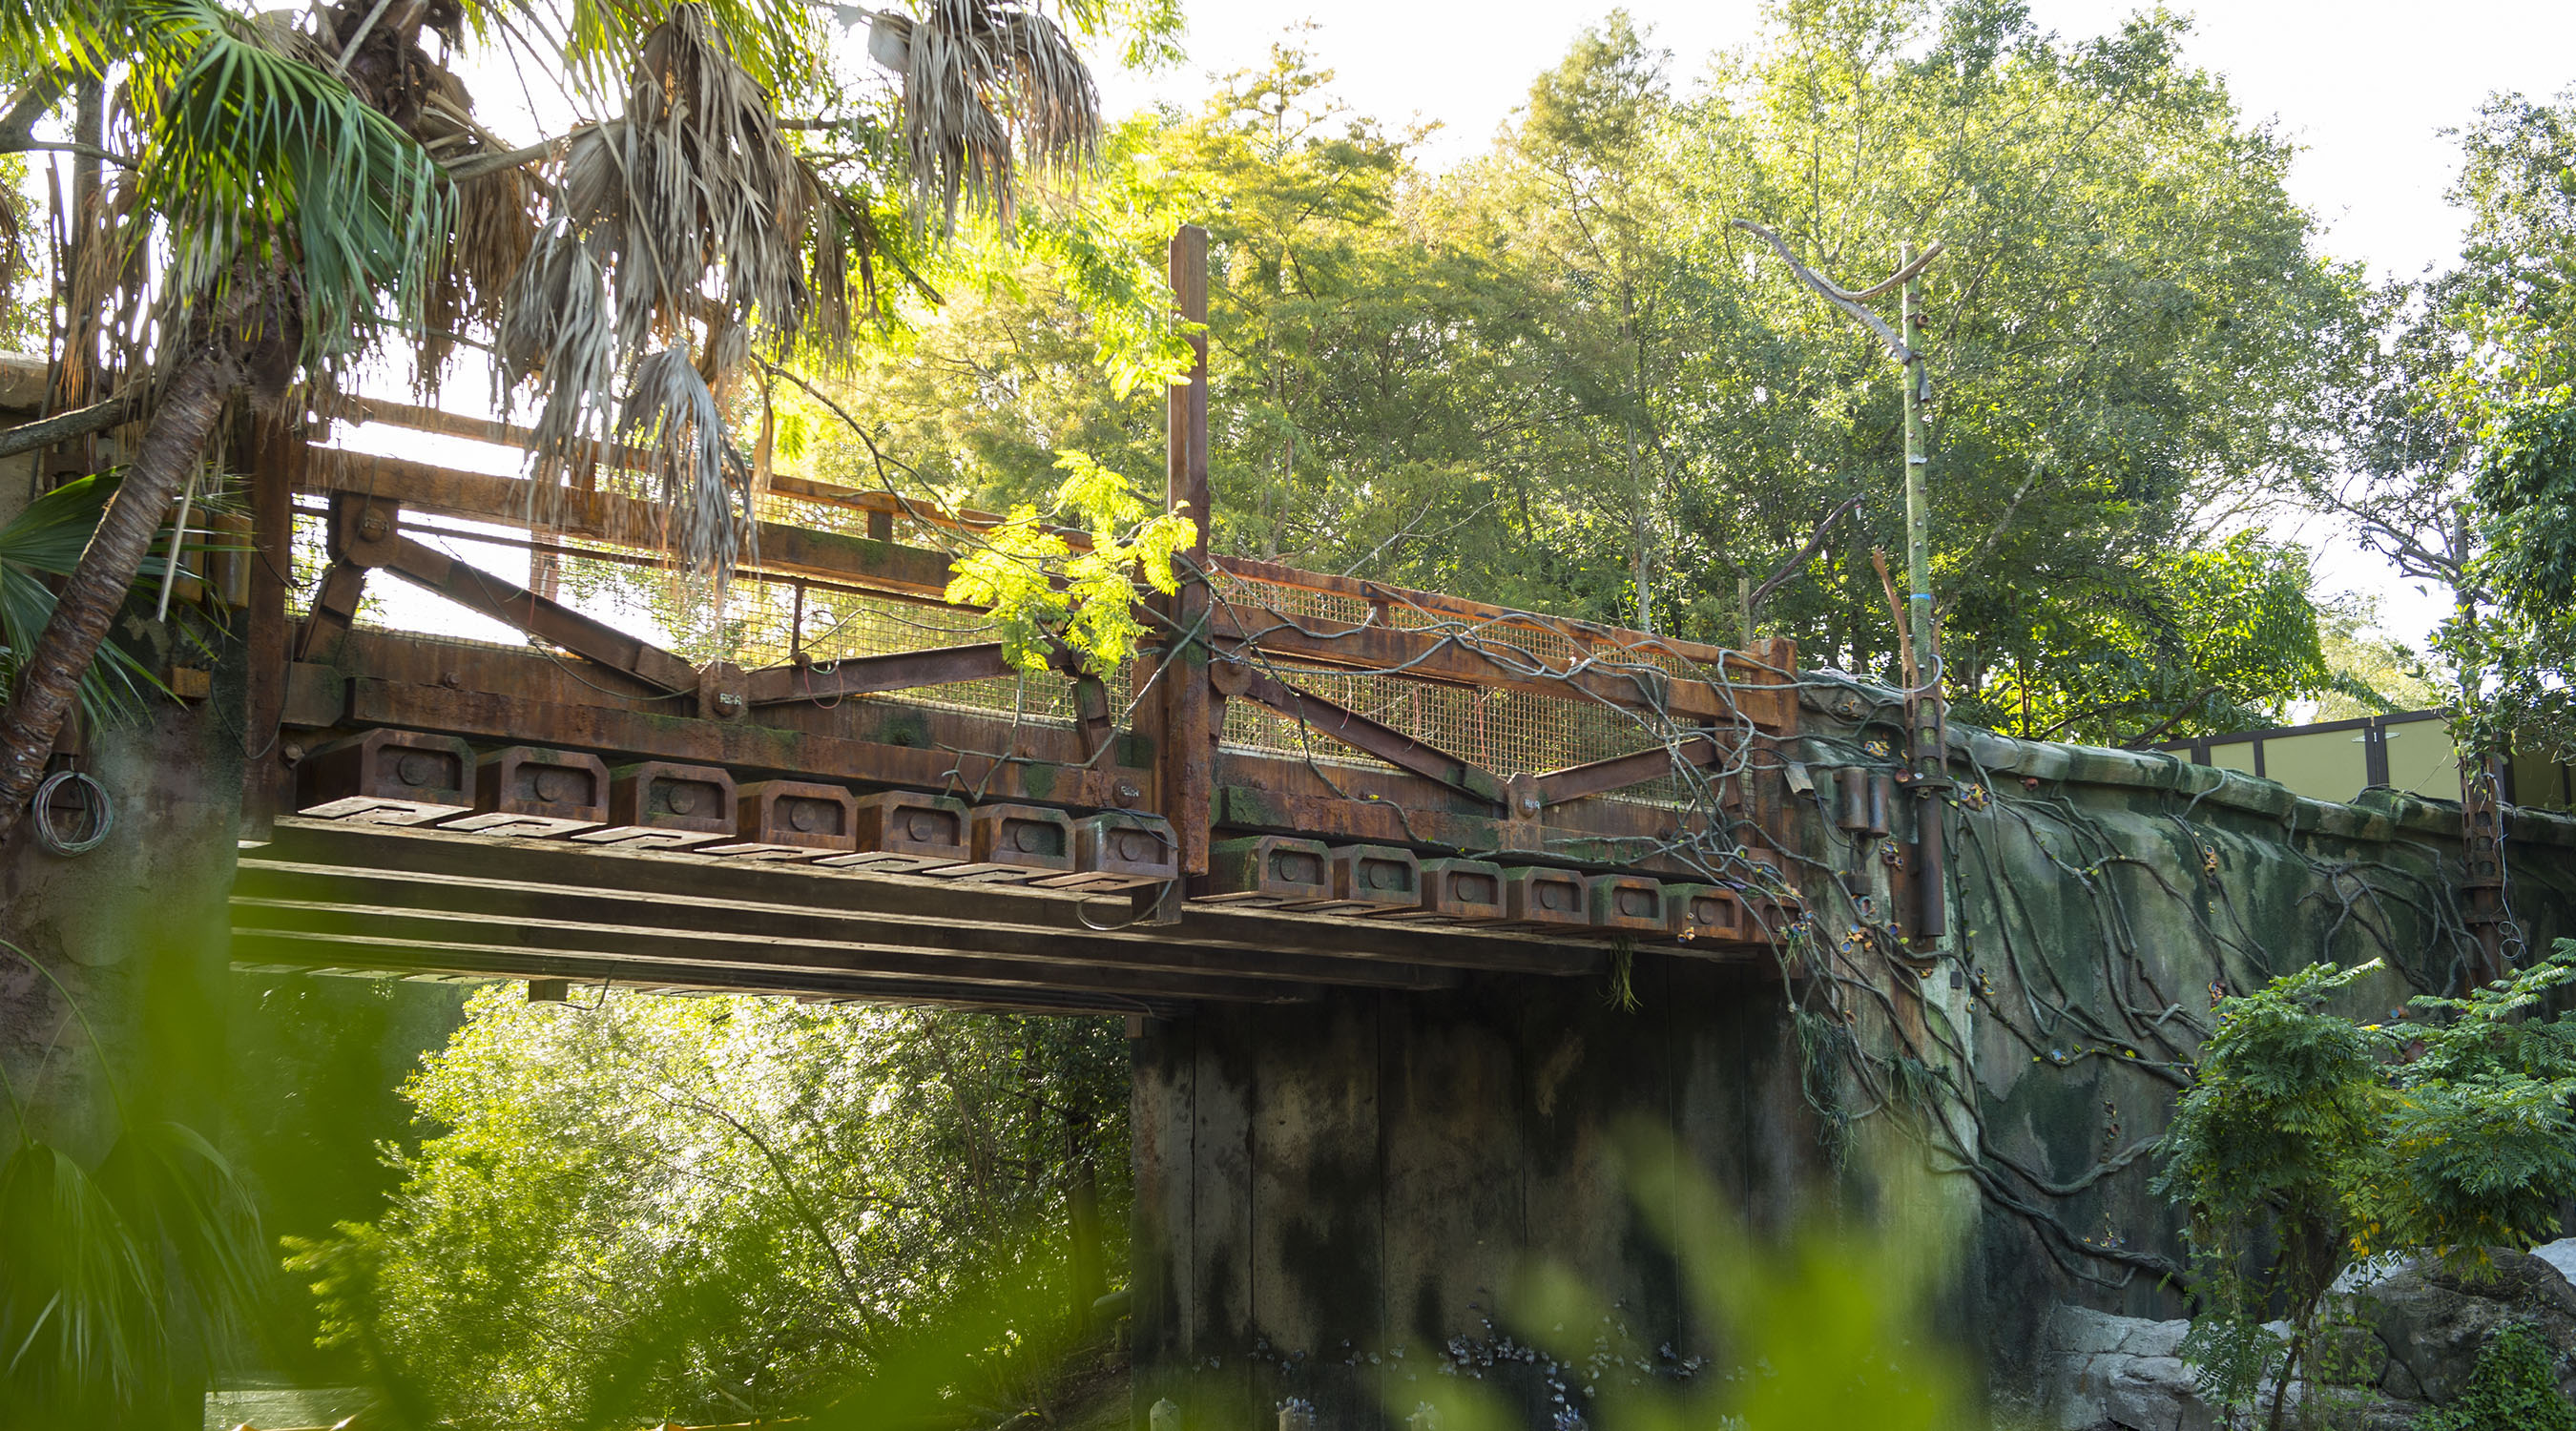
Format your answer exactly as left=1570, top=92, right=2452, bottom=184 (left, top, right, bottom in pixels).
left=1130, top=959, right=1824, bottom=1428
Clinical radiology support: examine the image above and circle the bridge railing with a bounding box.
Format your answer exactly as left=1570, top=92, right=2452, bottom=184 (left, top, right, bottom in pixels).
left=237, top=228, right=1806, bottom=966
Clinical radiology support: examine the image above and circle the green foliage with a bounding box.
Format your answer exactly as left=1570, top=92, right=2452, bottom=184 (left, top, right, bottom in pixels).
left=293, top=987, right=1128, bottom=1430
left=1365, top=1124, right=1971, bottom=1431
left=2337, top=88, right=2576, bottom=756
left=0, top=941, right=267, bottom=1431
left=6, top=0, right=456, bottom=374
left=0, top=474, right=176, bottom=729
left=2469, top=391, right=2576, bottom=753
left=942, top=448, right=1195, bottom=675
left=2415, top=1322, right=2576, bottom=1431
left=1977, top=534, right=2334, bottom=742
left=811, top=3, right=2361, bottom=743
left=2156, top=946, right=2576, bottom=1414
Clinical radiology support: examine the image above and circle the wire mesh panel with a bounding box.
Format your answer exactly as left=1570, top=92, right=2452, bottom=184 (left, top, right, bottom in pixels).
left=289, top=430, right=1725, bottom=799
left=1210, top=570, right=1706, bottom=809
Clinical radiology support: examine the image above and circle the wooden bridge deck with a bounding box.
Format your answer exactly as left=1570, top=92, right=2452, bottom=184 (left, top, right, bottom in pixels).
left=229, top=243, right=1805, bottom=1011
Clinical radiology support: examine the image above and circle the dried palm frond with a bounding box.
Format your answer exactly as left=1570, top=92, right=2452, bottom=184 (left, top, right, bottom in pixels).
left=558, top=2, right=814, bottom=357
left=414, top=73, right=537, bottom=385
left=502, top=2, right=828, bottom=583
left=495, top=222, right=614, bottom=521
left=616, top=345, right=753, bottom=590
left=872, top=0, right=1098, bottom=235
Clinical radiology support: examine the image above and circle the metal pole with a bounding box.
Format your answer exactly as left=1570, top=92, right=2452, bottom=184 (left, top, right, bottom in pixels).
left=1162, top=225, right=1213, bottom=877
left=1901, top=243, right=1948, bottom=947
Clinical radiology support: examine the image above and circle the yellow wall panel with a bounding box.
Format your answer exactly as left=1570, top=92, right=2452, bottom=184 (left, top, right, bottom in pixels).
left=2258, top=730, right=2370, bottom=804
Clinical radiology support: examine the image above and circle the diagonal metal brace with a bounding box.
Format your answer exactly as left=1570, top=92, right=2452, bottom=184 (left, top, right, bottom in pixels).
left=1221, top=658, right=1504, bottom=807
left=742, top=643, right=1017, bottom=705
left=364, top=532, right=700, bottom=695
left=1531, top=733, right=1730, bottom=807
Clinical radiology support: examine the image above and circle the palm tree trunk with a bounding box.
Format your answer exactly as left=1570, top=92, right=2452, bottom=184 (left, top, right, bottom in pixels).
left=0, top=342, right=236, bottom=842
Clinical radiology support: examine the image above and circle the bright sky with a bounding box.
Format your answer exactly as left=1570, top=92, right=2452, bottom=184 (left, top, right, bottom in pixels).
left=1100, top=1, right=2576, bottom=649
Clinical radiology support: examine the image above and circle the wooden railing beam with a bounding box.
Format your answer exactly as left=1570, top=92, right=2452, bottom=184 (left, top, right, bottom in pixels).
left=742, top=644, right=1016, bottom=706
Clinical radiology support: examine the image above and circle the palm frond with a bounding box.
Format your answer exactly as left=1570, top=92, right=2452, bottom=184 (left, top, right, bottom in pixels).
left=0, top=475, right=174, bottom=728
left=493, top=221, right=618, bottom=536
left=0, top=1142, right=159, bottom=1415
left=501, top=2, right=818, bottom=582
left=875, top=0, right=1098, bottom=235
left=616, top=347, right=754, bottom=589
left=123, top=0, right=454, bottom=376
left=93, top=1121, right=268, bottom=1357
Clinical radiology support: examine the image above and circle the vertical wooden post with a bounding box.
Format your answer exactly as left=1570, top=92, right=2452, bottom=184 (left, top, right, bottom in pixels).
left=1161, top=225, right=1215, bottom=878
left=239, top=417, right=296, bottom=844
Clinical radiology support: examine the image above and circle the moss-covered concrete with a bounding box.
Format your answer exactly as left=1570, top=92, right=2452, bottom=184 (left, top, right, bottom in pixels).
left=1132, top=689, right=2576, bottom=1424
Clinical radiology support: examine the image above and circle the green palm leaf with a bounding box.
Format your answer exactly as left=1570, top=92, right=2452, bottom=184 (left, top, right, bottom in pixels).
left=0, top=474, right=174, bottom=729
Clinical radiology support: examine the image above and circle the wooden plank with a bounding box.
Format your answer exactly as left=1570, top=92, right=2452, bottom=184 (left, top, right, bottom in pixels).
left=254, top=819, right=1603, bottom=975
left=240, top=420, right=298, bottom=842
left=230, top=898, right=1334, bottom=1004
left=1216, top=555, right=1776, bottom=673
left=300, top=450, right=961, bottom=600
left=294, top=557, right=367, bottom=664
left=377, top=535, right=702, bottom=693
left=1234, top=666, right=1502, bottom=806
left=742, top=643, right=1016, bottom=706
left=1533, top=734, right=1726, bottom=807
left=232, top=865, right=1453, bottom=994
left=334, top=629, right=1719, bottom=864
left=230, top=930, right=1193, bottom=1018
left=1212, top=783, right=1693, bottom=874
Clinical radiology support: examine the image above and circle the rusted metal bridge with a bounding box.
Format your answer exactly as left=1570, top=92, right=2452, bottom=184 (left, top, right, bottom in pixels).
left=231, top=234, right=1805, bottom=1016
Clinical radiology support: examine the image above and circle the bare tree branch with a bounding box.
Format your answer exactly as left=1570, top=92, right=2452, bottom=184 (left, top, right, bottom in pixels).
left=1733, top=219, right=1943, bottom=363
left=1748, top=493, right=1864, bottom=617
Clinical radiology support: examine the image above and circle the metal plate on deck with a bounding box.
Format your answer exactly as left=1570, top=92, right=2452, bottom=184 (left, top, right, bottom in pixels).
left=297, top=729, right=475, bottom=825
left=574, top=761, right=737, bottom=848
left=443, top=747, right=608, bottom=837
left=927, top=803, right=1076, bottom=883
left=819, top=791, right=971, bottom=873
left=1034, top=811, right=1179, bottom=892
left=1200, top=835, right=1333, bottom=906
left=705, top=780, right=857, bottom=860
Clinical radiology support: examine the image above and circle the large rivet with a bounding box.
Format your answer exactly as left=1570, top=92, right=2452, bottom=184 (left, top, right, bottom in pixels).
left=396, top=752, right=435, bottom=787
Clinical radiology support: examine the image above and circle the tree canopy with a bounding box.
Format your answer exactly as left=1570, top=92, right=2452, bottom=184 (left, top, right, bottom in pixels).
left=290, top=989, right=1127, bottom=1430
left=796, top=1, right=2380, bottom=745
